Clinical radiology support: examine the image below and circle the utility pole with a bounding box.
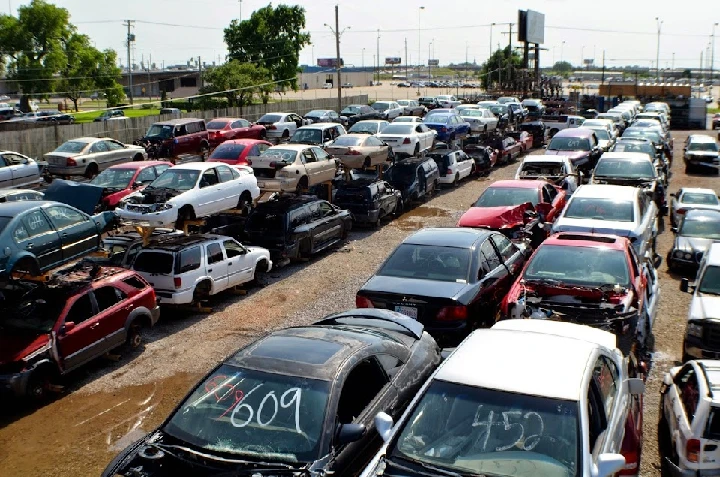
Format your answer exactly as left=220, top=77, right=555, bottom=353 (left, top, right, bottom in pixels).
left=238, top=0, right=242, bottom=21
left=198, top=56, right=203, bottom=89
left=124, top=20, right=135, bottom=104
left=334, top=5, right=341, bottom=113
left=712, top=23, right=718, bottom=82
left=376, top=29, right=380, bottom=85
left=405, top=38, right=408, bottom=81
left=655, top=17, right=662, bottom=81
left=601, top=50, right=606, bottom=85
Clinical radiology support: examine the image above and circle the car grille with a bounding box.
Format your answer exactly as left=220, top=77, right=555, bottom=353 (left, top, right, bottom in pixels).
left=126, top=204, right=153, bottom=213
left=703, top=323, right=720, bottom=351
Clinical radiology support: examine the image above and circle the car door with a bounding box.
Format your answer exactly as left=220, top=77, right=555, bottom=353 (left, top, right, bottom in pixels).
left=0, top=155, right=12, bottom=188
left=3, top=153, right=37, bottom=186
left=196, top=167, right=224, bottom=215
left=310, top=147, right=336, bottom=183
left=87, top=140, right=110, bottom=168
left=204, top=241, right=229, bottom=291
left=666, top=365, right=700, bottom=461
left=12, top=209, right=63, bottom=269
left=104, top=140, right=129, bottom=167
left=56, top=292, right=103, bottom=371
left=43, top=205, right=99, bottom=261
left=92, top=285, right=132, bottom=350
left=456, top=151, right=473, bottom=179
left=215, top=164, right=240, bottom=209
left=490, top=232, right=524, bottom=283
left=223, top=239, right=255, bottom=285
left=476, top=238, right=510, bottom=321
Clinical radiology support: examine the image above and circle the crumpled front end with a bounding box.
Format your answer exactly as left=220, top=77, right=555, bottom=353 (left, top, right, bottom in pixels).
left=116, top=189, right=181, bottom=227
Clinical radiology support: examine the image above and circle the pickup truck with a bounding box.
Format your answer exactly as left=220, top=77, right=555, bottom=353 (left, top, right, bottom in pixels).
left=541, top=114, right=585, bottom=137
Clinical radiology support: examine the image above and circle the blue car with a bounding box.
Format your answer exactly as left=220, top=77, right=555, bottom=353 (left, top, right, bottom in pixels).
left=422, top=110, right=471, bottom=142
left=0, top=201, right=117, bottom=279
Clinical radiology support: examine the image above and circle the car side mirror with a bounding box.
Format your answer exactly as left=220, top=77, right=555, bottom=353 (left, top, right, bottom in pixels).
left=374, top=412, right=394, bottom=443
left=680, top=278, right=690, bottom=293
left=337, top=423, right=366, bottom=446
left=63, top=322, right=76, bottom=334
left=593, top=453, right=626, bottom=477
left=133, top=181, right=143, bottom=189
left=671, top=226, right=678, bottom=233
left=627, top=377, right=645, bottom=395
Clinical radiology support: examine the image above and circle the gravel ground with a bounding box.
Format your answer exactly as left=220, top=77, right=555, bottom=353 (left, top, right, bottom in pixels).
left=0, top=128, right=714, bottom=476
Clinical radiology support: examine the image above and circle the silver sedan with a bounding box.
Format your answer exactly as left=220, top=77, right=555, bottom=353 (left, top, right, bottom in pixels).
left=45, top=137, right=147, bottom=178
left=670, top=187, right=720, bottom=227
left=0, top=150, right=45, bottom=189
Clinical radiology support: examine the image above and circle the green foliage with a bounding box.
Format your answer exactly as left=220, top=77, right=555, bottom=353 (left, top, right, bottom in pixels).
left=480, top=47, right=522, bottom=89
left=104, top=83, right=125, bottom=108
left=224, top=4, right=311, bottom=92
left=552, top=61, right=573, bottom=75
left=200, top=61, right=272, bottom=109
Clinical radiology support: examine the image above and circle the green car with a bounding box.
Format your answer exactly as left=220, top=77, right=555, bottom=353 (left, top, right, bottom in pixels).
left=0, top=201, right=117, bottom=279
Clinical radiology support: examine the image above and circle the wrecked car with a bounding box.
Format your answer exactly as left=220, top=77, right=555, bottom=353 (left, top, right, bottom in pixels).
left=462, top=143, right=497, bottom=175
left=116, top=163, right=260, bottom=229
left=89, top=229, right=184, bottom=269
left=591, top=152, right=667, bottom=213
left=333, top=179, right=402, bottom=227
left=500, top=232, right=659, bottom=357
left=667, top=209, right=720, bottom=273
left=90, top=161, right=173, bottom=209
left=101, top=309, right=441, bottom=477
left=514, top=155, right=582, bottom=195
left=0, top=264, right=159, bottom=400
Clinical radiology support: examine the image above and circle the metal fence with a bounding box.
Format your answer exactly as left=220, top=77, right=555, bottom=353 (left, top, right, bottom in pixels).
left=0, top=95, right=369, bottom=159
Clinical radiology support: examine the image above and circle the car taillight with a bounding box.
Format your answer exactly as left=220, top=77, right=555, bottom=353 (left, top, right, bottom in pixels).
left=356, top=295, right=374, bottom=308
left=619, top=450, right=638, bottom=475
left=687, top=439, right=701, bottom=463
left=267, top=124, right=277, bottom=130
left=677, top=208, right=686, bottom=215
left=403, top=138, right=411, bottom=144
left=347, top=149, right=362, bottom=155
left=437, top=305, right=468, bottom=321
left=66, top=157, right=76, bottom=166
left=174, top=277, right=182, bottom=289
left=269, top=161, right=276, bottom=168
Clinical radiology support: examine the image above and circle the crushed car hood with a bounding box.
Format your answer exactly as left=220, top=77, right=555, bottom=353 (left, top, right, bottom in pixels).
left=457, top=203, right=533, bottom=229
left=0, top=331, right=49, bottom=365
left=690, top=296, right=720, bottom=321
left=522, top=281, right=629, bottom=305
left=44, top=179, right=105, bottom=214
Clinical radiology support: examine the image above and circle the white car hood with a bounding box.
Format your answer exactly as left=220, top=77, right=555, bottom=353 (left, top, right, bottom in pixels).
left=690, top=295, right=720, bottom=321
left=553, top=217, right=636, bottom=236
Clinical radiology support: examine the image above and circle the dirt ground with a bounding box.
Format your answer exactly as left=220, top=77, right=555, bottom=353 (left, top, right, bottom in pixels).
left=0, top=126, right=716, bottom=476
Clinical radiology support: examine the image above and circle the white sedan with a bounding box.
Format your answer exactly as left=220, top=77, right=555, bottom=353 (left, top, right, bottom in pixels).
left=0, top=150, right=45, bottom=189
left=670, top=187, right=720, bottom=227
left=376, top=122, right=436, bottom=156
left=459, top=108, right=499, bottom=133
left=116, top=162, right=260, bottom=228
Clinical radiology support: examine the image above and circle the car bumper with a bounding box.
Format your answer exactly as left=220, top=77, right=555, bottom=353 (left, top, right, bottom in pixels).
left=0, top=370, right=32, bottom=399
left=468, top=124, right=485, bottom=133
left=668, top=254, right=700, bottom=272
left=437, top=174, right=457, bottom=185
left=116, top=207, right=179, bottom=228
left=386, top=143, right=417, bottom=155
left=255, top=178, right=298, bottom=192
left=47, top=164, right=87, bottom=176
left=337, top=156, right=368, bottom=169
left=350, top=209, right=381, bottom=223
left=685, top=156, right=720, bottom=168
left=426, top=321, right=470, bottom=347
left=684, top=335, right=720, bottom=360
left=150, top=305, right=161, bottom=326
left=264, top=129, right=284, bottom=138
left=154, top=288, right=195, bottom=305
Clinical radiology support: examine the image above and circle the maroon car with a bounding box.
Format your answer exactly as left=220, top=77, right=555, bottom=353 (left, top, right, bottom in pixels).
left=207, top=139, right=273, bottom=166
left=206, top=117, right=267, bottom=146
left=0, top=265, right=160, bottom=401
left=90, top=160, right=173, bottom=209
left=545, top=127, right=603, bottom=176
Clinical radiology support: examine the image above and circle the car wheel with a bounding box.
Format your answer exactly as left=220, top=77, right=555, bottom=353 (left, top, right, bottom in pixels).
left=133, top=153, right=144, bottom=162
left=453, top=173, right=460, bottom=187
left=259, top=129, right=267, bottom=139
left=174, top=206, right=196, bottom=230
left=199, top=142, right=209, bottom=161
left=27, top=368, right=51, bottom=402
left=394, top=197, right=404, bottom=217
left=413, top=143, right=420, bottom=156
left=282, top=129, right=290, bottom=139
left=126, top=323, right=143, bottom=349
left=193, top=280, right=212, bottom=303
left=363, top=157, right=371, bottom=169
left=549, top=128, right=559, bottom=138
left=236, top=191, right=253, bottom=216
left=84, top=163, right=99, bottom=179
left=295, top=176, right=309, bottom=195
left=252, top=259, right=270, bottom=287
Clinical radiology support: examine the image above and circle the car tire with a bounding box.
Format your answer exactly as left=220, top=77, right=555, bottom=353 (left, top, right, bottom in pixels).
left=394, top=197, right=404, bottom=217
left=296, top=176, right=309, bottom=195
left=192, top=280, right=212, bottom=303
left=12, top=257, right=41, bottom=278
left=282, top=129, right=290, bottom=139
left=549, top=128, right=559, bottom=138
left=259, top=129, right=267, bottom=139
left=252, top=259, right=270, bottom=287
left=133, top=153, right=144, bottom=162
left=453, top=173, right=460, bottom=187
left=363, top=157, right=371, bottom=169
left=126, top=323, right=143, bottom=350
left=199, top=142, right=210, bottom=161
left=84, top=163, right=99, bottom=179
left=27, top=368, right=52, bottom=402
left=174, top=206, right=196, bottom=230
left=237, top=191, right=253, bottom=216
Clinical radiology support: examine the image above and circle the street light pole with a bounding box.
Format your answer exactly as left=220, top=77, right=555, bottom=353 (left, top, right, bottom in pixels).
left=324, top=6, right=349, bottom=115
left=490, top=23, right=496, bottom=59
left=560, top=40, right=565, bottom=63
left=655, top=17, right=663, bottom=81
left=418, top=6, right=425, bottom=94
left=711, top=23, right=718, bottom=82
left=376, top=29, right=380, bottom=85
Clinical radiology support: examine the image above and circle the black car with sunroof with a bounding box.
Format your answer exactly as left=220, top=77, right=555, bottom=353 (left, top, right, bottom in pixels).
left=102, top=309, right=441, bottom=477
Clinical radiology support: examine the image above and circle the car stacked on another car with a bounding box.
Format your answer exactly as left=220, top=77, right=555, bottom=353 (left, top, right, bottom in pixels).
left=371, top=101, right=404, bottom=121
left=207, top=139, right=273, bottom=166
left=326, top=134, right=390, bottom=170
left=289, top=123, right=347, bottom=148
left=396, top=99, right=426, bottom=117
left=515, top=155, right=582, bottom=195
left=427, top=148, right=474, bottom=187
left=341, top=104, right=382, bottom=126
left=334, top=179, right=402, bottom=227
left=137, top=118, right=210, bottom=161
left=0, top=150, right=46, bottom=188
left=376, top=122, right=435, bottom=157
left=205, top=117, right=267, bottom=146
left=591, top=152, right=666, bottom=212
left=384, top=156, right=439, bottom=205
left=544, top=128, right=604, bottom=177
left=347, top=119, right=389, bottom=136
left=422, top=109, right=471, bottom=143
left=303, top=109, right=342, bottom=124
left=256, top=112, right=307, bottom=139
left=249, top=144, right=338, bottom=194
left=89, top=161, right=173, bottom=210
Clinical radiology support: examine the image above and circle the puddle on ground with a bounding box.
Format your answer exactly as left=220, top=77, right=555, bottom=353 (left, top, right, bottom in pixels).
left=0, top=372, right=201, bottom=476
left=394, top=206, right=452, bottom=230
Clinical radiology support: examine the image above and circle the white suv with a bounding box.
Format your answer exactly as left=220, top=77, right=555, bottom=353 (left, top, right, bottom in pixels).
left=361, top=319, right=645, bottom=477
left=131, top=235, right=271, bottom=305
left=681, top=243, right=720, bottom=361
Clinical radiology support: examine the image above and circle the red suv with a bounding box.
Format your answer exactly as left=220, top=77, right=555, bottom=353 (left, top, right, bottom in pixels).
left=0, top=264, right=160, bottom=400
left=139, top=118, right=210, bottom=160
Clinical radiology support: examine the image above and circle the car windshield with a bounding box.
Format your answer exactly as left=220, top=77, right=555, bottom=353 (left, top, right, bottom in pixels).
left=206, top=121, right=230, bottom=130
left=474, top=187, right=538, bottom=207
left=688, top=142, right=719, bottom=152
left=372, top=103, right=390, bottom=111
left=163, top=365, right=330, bottom=463
left=306, top=110, right=326, bottom=116
left=548, top=137, right=591, bottom=152
left=91, top=168, right=136, bottom=188
left=341, top=106, right=362, bottom=114
left=246, top=210, right=286, bottom=235
left=0, top=289, right=68, bottom=334
left=594, top=159, right=655, bottom=178
left=133, top=251, right=174, bottom=274
left=54, top=141, right=88, bottom=153
left=290, top=129, right=322, bottom=144
left=258, top=114, right=283, bottom=123
left=378, top=244, right=471, bottom=283
left=425, top=114, right=451, bottom=124
left=147, top=169, right=199, bottom=191
left=623, top=130, right=661, bottom=143
left=209, top=143, right=247, bottom=160
left=589, top=128, right=610, bottom=140
left=145, top=124, right=174, bottom=139
left=519, top=162, right=564, bottom=177
left=390, top=380, right=579, bottom=477
left=613, top=142, right=655, bottom=156
left=524, top=244, right=630, bottom=287
left=564, top=198, right=635, bottom=222
left=679, top=219, right=720, bottom=239
left=382, top=124, right=413, bottom=135
left=681, top=193, right=719, bottom=205
left=331, top=136, right=363, bottom=147
left=349, top=122, right=378, bottom=134
left=699, top=266, right=720, bottom=295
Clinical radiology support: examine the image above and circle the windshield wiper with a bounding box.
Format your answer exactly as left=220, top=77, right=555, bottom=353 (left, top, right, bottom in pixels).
left=387, top=455, right=491, bottom=477
left=152, top=442, right=297, bottom=470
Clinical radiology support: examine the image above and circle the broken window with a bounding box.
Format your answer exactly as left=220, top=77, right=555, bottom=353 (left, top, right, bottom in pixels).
left=65, top=294, right=94, bottom=325
left=94, top=286, right=124, bottom=312
left=336, top=357, right=388, bottom=424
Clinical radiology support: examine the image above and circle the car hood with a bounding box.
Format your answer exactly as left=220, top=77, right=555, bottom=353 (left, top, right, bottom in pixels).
left=675, top=236, right=717, bottom=253
left=686, top=151, right=719, bottom=157
left=544, top=150, right=590, bottom=161
left=0, top=331, right=49, bottom=365
left=457, top=204, right=532, bottom=229
left=361, top=275, right=469, bottom=300
left=44, top=179, right=105, bottom=214
left=522, top=281, right=629, bottom=304
left=690, top=295, right=720, bottom=321
left=553, top=218, right=637, bottom=237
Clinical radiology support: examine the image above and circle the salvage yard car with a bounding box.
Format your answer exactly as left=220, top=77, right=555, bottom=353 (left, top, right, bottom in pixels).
left=205, top=117, right=267, bottom=146
left=250, top=145, right=338, bottom=193
left=244, top=196, right=352, bottom=261
left=667, top=209, right=720, bottom=273
left=591, top=152, right=666, bottom=212
left=137, top=118, right=210, bottom=161
left=347, top=119, right=389, bottom=135
left=422, top=110, right=470, bottom=142
left=544, top=128, right=604, bottom=177
left=0, top=150, right=46, bottom=189
left=356, top=227, right=528, bottom=345
left=361, top=319, right=645, bottom=477
left=334, top=179, right=402, bottom=227
left=0, top=264, right=159, bottom=400
left=670, top=187, right=720, bottom=227
left=89, top=161, right=173, bottom=210
left=255, top=112, right=307, bottom=139
left=207, top=139, right=272, bottom=166
left=102, top=309, right=441, bottom=477
left=132, top=234, right=271, bottom=305
left=684, top=134, right=720, bottom=173
left=515, top=156, right=581, bottom=196
left=289, top=123, right=347, bottom=147
left=326, top=134, right=390, bottom=169
left=428, top=148, right=474, bottom=187
left=680, top=244, right=720, bottom=361
left=384, top=157, right=439, bottom=205
left=376, top=123, right=435, bottom=157
left=341, top=105, right=382, bottom=126
left=116, top=163, right=260, bottom=229
left=396, top=99, right=426, bottom=117
left=45, top=137, right=148, bottom=179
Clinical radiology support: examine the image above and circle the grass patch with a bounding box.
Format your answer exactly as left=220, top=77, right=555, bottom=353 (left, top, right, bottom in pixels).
left=73, top=108, right=162, bottom=124
left=710, top=107, right=720, bottom=114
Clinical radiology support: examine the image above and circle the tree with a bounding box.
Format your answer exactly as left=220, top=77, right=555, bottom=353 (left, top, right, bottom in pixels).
left=552, top=61, right=573, bottom=75
left=224, top=4, right=311, bottom=92
left=480, top=47, right=522, bottom=89
left=200, top=61, right=272, bottom=109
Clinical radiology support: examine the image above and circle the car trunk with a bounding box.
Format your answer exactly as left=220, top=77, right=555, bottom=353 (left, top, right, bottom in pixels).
left=251, top=155, right=287, bottom=178
left=335, top=188, right=372, bottom=213
left=377, top=135, right=407, bottom=147
left=132, top=251, right=176, bottom=291
left=44, top=152, right=76, bottom=167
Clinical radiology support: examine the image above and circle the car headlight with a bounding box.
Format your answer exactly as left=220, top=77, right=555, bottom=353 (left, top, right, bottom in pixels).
left=684, top=252, right=692, bottom=260
left=687, top=322, right=703, bottom=338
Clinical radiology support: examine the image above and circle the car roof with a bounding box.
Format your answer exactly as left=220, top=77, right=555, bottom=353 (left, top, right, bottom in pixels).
left=208, top=117, right=244, bottom=123
left=437, top=325, right=601, bottom=400
left=254, top=195, right=321, bottom=212
left=169, top=162, right=229, bottom=171
left=489, top=179, right=546, bottom=190
left=139, top=233, right=230, bottom=252
left=151, top=118, right=204, bottom=126
left=688, top=134, right=717, bottom=143
left=680, top=187, right=717, bottom=196
left=66, top=137, right=101, bottom=144
left=521, top=156, right=568, bottom=164
left=597, top=152, right=653, bottom=162
left=404, top=227, right=491, bottom=248
left=352, top=120, right=386, bottom=124
left=0, top=200, right=67, bottom=216
left=685, top=209, right=720, bottom=220
left=297, top=123, right=341, bottom=130
left=266, top=144, right=312, bottom=152
left=543, top=232, right=630, bottom=251
left=616, top=137, right=652, bottom=144
left=573, top=184, right=638, bottom=200
left=106, top=160, right=171, bottom=170
left=553, top=128, right=595, bottom=139
left=222, top=139, right=271, bottom=145
left=705, top=244, right=720, bottom=267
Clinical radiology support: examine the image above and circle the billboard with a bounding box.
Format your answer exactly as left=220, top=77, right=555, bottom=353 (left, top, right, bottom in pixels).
left=317, top=58, right=343, bottom=67
left=518, top=9, right=545, bottom=45
left=385, top=57, right=402, bottom=65
left=428, top=59, right=440, bottom=66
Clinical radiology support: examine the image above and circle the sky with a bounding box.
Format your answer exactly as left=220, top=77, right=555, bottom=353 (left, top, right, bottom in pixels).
left=8, top=0, right=720, bottom=71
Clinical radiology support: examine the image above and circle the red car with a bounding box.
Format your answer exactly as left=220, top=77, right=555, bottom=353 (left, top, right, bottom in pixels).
left=508, top=130, right=534, bottom=151
left=207, top=139, right=273, bottom=166
left=489, top=136, right=523, bottom=165
left=90, top=160, right=173, bottom=209
left=0, top=265, right=159, bottom=400
left=500, top=232, right=659, bottom=358
left=457, top=180, right=567, bottom=244
left=206, top=117, right=267, bottom=146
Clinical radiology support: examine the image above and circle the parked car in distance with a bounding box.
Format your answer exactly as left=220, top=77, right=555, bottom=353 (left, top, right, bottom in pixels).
left=205, top=117, right=267, bottom=146
left=289, top=123, right=347, bottom=148
left=341, top=82, right=353, bottom=88
left=670, top=187, right=720, bottom=227
left=93, top=109, right=126, bottom=122
left=46, top=137, right=148, bottom=179
left=360, top=319, right=645, bottom=477
left=303, top=109, right=342, bottom=124
left=0, top=150, right=46, bottom=188
left=131, top=234, right=271, bottom=305
left=334, top=179, right=402, bottom=227
left=422, top=110, right=471, bottom=142
left=116, top=162, right=260, bottom=229
left=250, top=144, right=338, bottom=193
left=0, top=264, right=159, bottom=400
left=683, top=134, right=719, bottom=173
left=207, top=139, right=272, bottom=166
left=427, top=149, right=474, bottom=187
left=356, top=227, right=529, bottom=345
left=256, top=112, right=307, bottom=139
left=668, top=209, right=720, bottom=273
left=347, top=119, right=389, bottom=135
left=396, top=99, right=426, bottom=116
left=680, top=244, right=720, bottom=361
left=138, top=118, right=210, bottom=160
left=103, top=309, right=441, bottom=477
left=36, top=113, right=75, bottom=125
left=340, top=104, right=382, bottom=126
left=435, top=94, right=461, bottom=108
left=418, top=96, right=441, bottom=110
left=158, top=107, right=181, bottom=116
left=90, top=161, right=173, bottom=210
left=384, top=157, right=439, bottom=205
left=244, top=196, right=352, bottom=260
left=376, top=122, right=436, bottom=157
left=326, top=134, right=389, bottom=169
left=371, top=101, right=404, bottom=120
